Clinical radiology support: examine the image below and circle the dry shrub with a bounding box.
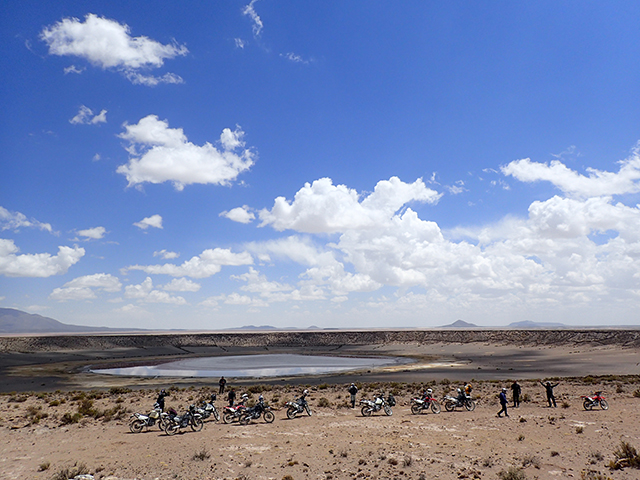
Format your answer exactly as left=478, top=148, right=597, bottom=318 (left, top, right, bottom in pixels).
left=498, top=466, right=527, bottom=480
left=609, top=441, right=640, bottom=470
left=50, top=462, right=88, bottom=480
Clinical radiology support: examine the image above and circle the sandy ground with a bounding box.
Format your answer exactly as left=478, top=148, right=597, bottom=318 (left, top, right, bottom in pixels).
left=2, top=378, right=640, bottom=480
left=2, top=340, right=640, bottom=479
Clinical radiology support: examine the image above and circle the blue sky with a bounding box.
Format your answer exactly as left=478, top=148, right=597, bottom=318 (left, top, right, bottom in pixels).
left=2, top=1, right=640, bottom=329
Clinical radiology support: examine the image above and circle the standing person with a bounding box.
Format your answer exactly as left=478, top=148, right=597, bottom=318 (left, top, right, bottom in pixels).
left=464, top=382, right=473, bottom=396
left=497, top=388, right=509, bottom=417
left=219, top=376, right=227, bottom=394
left=541, top=381, right=559, bottom=407
left=511, top=381, right=521, bottom=408
left=348, top=383, right=358, bottom=408
left=227, top=388, right=236, bottom=407
left=156, top=389, right=169, bottom=412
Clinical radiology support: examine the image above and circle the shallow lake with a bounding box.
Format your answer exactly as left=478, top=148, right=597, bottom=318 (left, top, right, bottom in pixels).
left=91, top=354, right=411, bottom=378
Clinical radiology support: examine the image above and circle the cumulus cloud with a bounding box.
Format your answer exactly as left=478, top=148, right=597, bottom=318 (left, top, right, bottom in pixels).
left=40, top=14, right=187, bottom=85
left=134, top=214, right=163, bottom=230
left=124, top=247, right=253, bottom=278
left=0, top=239, right=84, bottom=277
left=49, top=273, right=122, bottom=301
left=63, top=65, right=85, bottom=74
left=501, top=146, right=640, bottom=198
left=124, top=277, right=186, bottom=304
left=78, top=226, right=106, bottom=240
left=162, top=277, right=201, bottom=292
left=242, top=0, right=263, bottom=36
left=154, top=249, right=179, bottom=260
left=0, top=207, right=53, bottom=233
left=258, top=177, right=442, bottom=233
left=220, top=206, right=255, bottom=224
left=116, top=115, right=255, bottom=190
left=70, top=105, right=107, bottom=125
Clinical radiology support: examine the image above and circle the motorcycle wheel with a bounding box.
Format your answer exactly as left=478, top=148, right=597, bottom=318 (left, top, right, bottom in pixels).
left=264, top=411, right=275, bottom=423
left=239, top=415, right=250, bottom=426
left=583, top=399, right=592, bottom=411
left=599, top=399, right=609, bottom=410
left=464, top=400, right=476, bottom=412
left=287, top=407, right=297, bottom=419
left=361, top=406, right=372, bottom=417
left=444, top=401, right=455, bottom=412
left=159, top=418, right=169, bottom=431
left=191, top=418, right=204, bottom=432
left=223, top=413, right=235, bottom=424
left=129, top=419, right=145, bottom=434
left=165, top=423, right=179, bottom=436
left=411, top=403, right=422, bottom=415
left=431, top=401, right=441, bottom=414
left=383, top=405, right=393, bottom=416
left=305, top=406, right=312, bottom=417
left=213, top=409, right=220, bottom=422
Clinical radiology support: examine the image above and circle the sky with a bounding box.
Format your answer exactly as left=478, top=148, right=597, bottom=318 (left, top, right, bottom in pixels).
left=2, top=1, right=640, bottom=330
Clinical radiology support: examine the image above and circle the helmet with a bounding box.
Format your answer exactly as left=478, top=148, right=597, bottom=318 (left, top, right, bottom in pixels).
left=160, top=389, right=165, bottom=394
left=258, top=395, right=264, bottom=401
left=427, top=389, right=433, bottom=394
left=457, top=388, right=462, bottom=393
left=303, top=389, right=309, bottom=395
left=502, top=388, right=507, bottom=392
left=242, top=393, right=249, bottom=399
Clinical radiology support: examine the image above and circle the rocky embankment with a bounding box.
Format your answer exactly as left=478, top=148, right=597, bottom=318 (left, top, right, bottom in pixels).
left=1, top=329, right=639, bottom=353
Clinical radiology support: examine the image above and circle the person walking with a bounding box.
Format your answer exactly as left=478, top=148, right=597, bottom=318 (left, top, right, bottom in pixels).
left=227, top=388, right=236, bottom=407
left=511, top=381, right=521, bottom=408
left=497, top=387, right=509, bottom=417
left=348, top=383, right=358, bottom=408
left=219, top=376, right=227, bottom=394
left=541, top=381, right=559, bottom=407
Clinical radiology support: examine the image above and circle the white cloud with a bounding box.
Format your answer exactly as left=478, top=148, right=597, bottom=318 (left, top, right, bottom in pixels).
left=50, top=273, right=121, bottom=301
left=70, top=105, right=107, bottom=125
left=124, top=71, right=184, bottom=86
left=78, top=226, right=106, bottom=240
left=49, top=286, right=96, bottom=301
left=501, top=146, right=640, bottom=198
left=162, top=277, right=201, bottom=292
left=235, top=38, right=246, bottom=49
left=220, top=206, right=255, bottom=224
left=134, top=214, right=163, bottom=230
left=154, top=249, right=179, bottom=260
left=116, top=115, right=255, bottom=190
left=63, top=65, right=85, bottom=74
left=40, top=14, right=187, bottom=85
left=0, top=239, right=84, bottom=277
left=281, top=52, right=309, bottom=64
left=242, top=0, right=263, bottom=36
left=258, top=177, right=442, bottom=233
left=0, top=207, right=53, bottom=233
left=124, top=248, right=253, bottom=278
left=124, top=277, right=186, bottom=304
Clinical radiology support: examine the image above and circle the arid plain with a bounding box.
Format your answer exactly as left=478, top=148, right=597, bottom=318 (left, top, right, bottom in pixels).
left=1, top=329, right=640, bottom=480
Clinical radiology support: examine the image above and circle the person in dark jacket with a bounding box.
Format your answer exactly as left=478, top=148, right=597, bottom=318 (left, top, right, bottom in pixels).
left=219, top=376, right=227, bottom=394
left=227, top=388, right=236, bottom=407
left=511, top=381, right=521, bottom=408
left=541, top=381, right=559, bottom=407
left=348, top=383, right=358, bottom=408
left=497, top=388, right=509, bottom=417
left=156, top=389, right=169, bottom=412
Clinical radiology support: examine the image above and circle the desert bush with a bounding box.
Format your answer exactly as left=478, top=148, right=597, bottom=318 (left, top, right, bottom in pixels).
left=550, top=451, right=559, bottom=457
left=8, top=395, right=28, bottom=403
left=561, top=400, right=570, bottom=409
left=26, top=405, right=48, bottom=424
left=60, top=412, right=82, bottom=425
left=48, top=399, right=60, bottom=407
left=38, top=461, right=50, bottom=471
left=521, top=455, right=540, bottom=468
left=388, top=457, right=398, bottom=466
left=497, top=466, right=527, bottom=480
left=609, top=440, right=640, bottom=469
left=576, top=426, right=584, bottom=434
left=403, top=455, right=413, bottom=467
left=580, top=469, right=611, bottom=480
left=192, top=449, right=210, bottom=461
left=633, top=389, right=640, bottom=398
left=317, top=397, right=331, bottom=408
left=109, top=386, right=132, bottom=395
left=50, top=462, right=88, bottom=480
left=517, top=434, right=525, bottom=441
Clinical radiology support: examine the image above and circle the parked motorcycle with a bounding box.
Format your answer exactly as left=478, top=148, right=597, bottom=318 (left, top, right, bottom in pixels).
left=285, top=398, right=312, bottom=419
left=443, top=389, right=476, bottom=412
left=581, top=391, right=608, bottom=410
left=223, top=394, right=249, bottom=424
left=165, top=405, right=204, bottom=435
left=196, top=400, right=220, bottom=422
left=239, top=396, right=275, bottom=425
left=410, top=389, right=441, bottom=414
left=360, top=393, right=395, bottom=417
left=129, top=402, right=164, bottom=433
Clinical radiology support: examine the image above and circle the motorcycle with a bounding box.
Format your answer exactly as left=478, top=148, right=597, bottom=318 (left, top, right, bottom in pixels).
left=443, top=389, right=476, bottom=412
left=285, top=398, right=312, bottom=419
left=360, top=393, right=395, bottom=417
left=581, top=391, right=608, bottom=411
left=196, top=400, right=220, bottom=422
left=129, top=402, right=164, bottom=433
left=165, top=405, right=204, bottom=435
left=239, top=397, right=275, bottom=425
left=411, top=391, right=441, bottom=415
left=222, top=394, right=249, bottom=424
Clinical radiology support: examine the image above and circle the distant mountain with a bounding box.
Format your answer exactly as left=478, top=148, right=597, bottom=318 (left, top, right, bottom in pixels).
left=231, top=325, right=279, bottom=330
left=508, top=320, right=566, bottom=329
left=441, top=319, right=479, bottom=328
left=0, top=308, right=142, bottom=334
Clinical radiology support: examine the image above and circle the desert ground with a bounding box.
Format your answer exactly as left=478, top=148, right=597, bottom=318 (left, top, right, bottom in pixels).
left=1, top=331, right=640, bottom=480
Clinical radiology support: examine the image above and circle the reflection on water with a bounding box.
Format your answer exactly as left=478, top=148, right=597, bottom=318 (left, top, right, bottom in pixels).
left=91, top=354, right=410, bottom=378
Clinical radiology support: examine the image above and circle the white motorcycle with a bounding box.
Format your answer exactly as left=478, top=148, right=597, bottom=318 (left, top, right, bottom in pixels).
left=360, top=393, right=395, bottom=417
